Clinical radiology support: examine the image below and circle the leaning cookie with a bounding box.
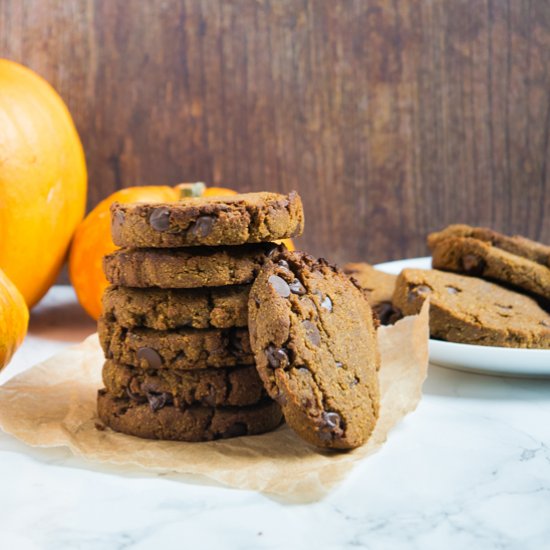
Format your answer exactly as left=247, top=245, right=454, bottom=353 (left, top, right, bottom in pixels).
left=343, top=262, right=402, bottom=325
left=248, top=250, right=380, bottom=450
left=111, top=191, right=304, bottom=248
left=392, top=268, right=550, bottom=348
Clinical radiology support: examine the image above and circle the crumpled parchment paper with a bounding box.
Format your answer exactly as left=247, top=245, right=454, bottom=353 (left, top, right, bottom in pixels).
left=0, top=302, right=429, bottom=501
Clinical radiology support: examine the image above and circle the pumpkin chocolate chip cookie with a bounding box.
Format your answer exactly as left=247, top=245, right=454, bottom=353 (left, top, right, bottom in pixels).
left=428, top=225, right=550, bottom=299
left=98, top=318, right=254, bottom=369
left=248, top=250, right=380, bottom=450
left=393, top=268, right=550, bottom=348
left=103, top=243, right=280, bottom=289
left=102, top=360, right=265, bottom=407
left=111, top=191, right=304, bottom=248
left=97, top=390, right=283, bottom=442
left=102, top=285, right=249, bottom=330
left=343, top=262, right=402, bottom=325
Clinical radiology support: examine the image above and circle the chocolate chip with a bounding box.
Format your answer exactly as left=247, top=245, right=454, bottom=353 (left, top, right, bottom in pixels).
left=146, top=391, right=172, bottom=412
left=335, top=361, right=343, bottom=368
left=149, top=207, right=171, bottom=231
left=462, top=254, right=486, bottom=275
left=278, top=260, right=289, bottom=269
left=224, top=422, right=248, bottom=438
left=302, top=320, right=321, bottom=346
left=373, top=302, right=401, bottom=325
left=265, top=345, right=289, bottom=368
left=189, top=216, right=214, bottom=238
left=319, top=411, right=344, bottom=440
left=125, top=387, right=147, bottom=404
left=446, top=286, right=460, bottom=295
left=350, top=376, right=359, bottom=387
left=320, top=295, right=333, bottom=312
left=407, top=285, right=432, bottom=302
left=228, top=330, right=244, bottom=352
left=113, top=209, right=125, bottom=227
left=289, top=279, right=306, bottom=295
left=136, top=347, right=162, bottom=369
left=268, top=274, right=291, bottom=298
left=496, top=303, right=513, bottom=310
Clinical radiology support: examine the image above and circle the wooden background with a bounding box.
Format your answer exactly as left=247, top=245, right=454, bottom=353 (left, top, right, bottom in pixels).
left=1, top=0, right=549, bottom=266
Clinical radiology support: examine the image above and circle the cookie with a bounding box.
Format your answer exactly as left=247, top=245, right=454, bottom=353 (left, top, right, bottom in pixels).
left=103, top=243, right=280, bottom=289
left=102, top=360, right=266, bottom=407
left=428, top=224, right=550, bottom=267
left=343, top=262, right=401, bottom=324
left=102, top=285, right=249, bottom=330
left=392, top=268, right=550, bottom=348
left=248, top=250, right=380, bottom=450
left=111, top=191, right=304, bottom=248
left=97, top=390, right=283, bottom=442
left=430, top=236, right=550, bottom=299
left=98, top=318, right=254, bottom=369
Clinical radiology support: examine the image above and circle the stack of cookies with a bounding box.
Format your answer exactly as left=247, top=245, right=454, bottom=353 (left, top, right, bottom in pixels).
left=97, top=191, right=304, bottom=441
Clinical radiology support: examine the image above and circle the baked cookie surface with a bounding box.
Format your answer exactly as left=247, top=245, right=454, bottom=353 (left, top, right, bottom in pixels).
left=102, top=360, right=265, bottom=407
left=103, top=243, right=279, bottom=289
left=111, top=191, right=304, bottom=248
left=97, top=390, right=282, bottom=442
left=102, top=285, right=249, bottom=330
left=393, top=268, right=550, bottom=348
left=248, top=250, right=380, bottom=450
left=98, top=318, right=254, bottom=369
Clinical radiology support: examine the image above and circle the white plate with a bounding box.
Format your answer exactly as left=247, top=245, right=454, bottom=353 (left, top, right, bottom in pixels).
left=374, top=256, right=550, bottom=378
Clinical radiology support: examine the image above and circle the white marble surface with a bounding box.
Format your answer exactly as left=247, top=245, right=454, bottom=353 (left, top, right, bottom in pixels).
left=1, top=286, right=549, bottom=550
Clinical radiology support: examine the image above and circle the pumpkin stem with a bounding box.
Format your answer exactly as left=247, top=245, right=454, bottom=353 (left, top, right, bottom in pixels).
left=174, top=182, right=206, bottom=198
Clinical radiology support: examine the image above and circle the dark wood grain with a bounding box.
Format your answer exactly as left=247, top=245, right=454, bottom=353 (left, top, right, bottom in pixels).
left=1, top=0, right=549, bottom=267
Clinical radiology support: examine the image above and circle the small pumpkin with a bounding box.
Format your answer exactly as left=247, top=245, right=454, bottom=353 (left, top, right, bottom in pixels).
left=0, top=267, right=29, bottom=371
left=0, top=59, right=87, bottom=307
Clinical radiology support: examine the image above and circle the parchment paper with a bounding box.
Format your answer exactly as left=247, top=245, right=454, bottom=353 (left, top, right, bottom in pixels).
left=0, top=302, right=429, bottom=501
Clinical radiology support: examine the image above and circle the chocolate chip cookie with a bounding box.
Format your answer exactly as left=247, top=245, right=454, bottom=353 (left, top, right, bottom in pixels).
left=102, top=285, right=249, bottom=330
left=97, top=390, right=283, bottom=441
left=428, top=224, right=550, bottom=267
left=343, top=262, right=401, bottom=325
left=103, top=243, right=280, bottom=289
left=111, top=191, right=304, bottom=248
left=248, top=250, right=380, bottom=450
left=393, top=268, right=550, bottom=348
left=428, top=227, right=550, bottom=300
left=102, top=360, right=265, bottom=407
left=98, top=318, right=254, bottom=369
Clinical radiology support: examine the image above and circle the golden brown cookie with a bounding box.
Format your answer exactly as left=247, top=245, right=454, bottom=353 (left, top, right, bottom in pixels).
left=102, top=285, right=249, bottom=330
left=393, top=268, right=550, bottom=348
left=111, top=191, right=304, bottom=248
left=248, top=250, right=380, bottom=450
left=97, top=390, right=283, bottom=442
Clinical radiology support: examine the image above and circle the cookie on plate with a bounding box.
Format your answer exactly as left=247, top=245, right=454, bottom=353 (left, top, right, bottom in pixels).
left=103, top=243, right=280, bottom=289
left=343, top=262, right=401, bottom=324
left=428, top=226, right=550, bottom=299
left=102, top=285, right=250, bottom=330
left=392, top=268, right=550, bottom=348
left=97, top=390, right=283, bottom=442
left=248, top=250, right=380, bottom=450
left=111, top=191, right=304, bottom=248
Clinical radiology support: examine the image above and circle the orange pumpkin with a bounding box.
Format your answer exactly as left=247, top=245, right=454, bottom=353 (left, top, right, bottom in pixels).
left=0, top=267, right=29, bottom=371
left=0, top=59, right=87, bottom=307
left=69, top=183, right=294, bottom=319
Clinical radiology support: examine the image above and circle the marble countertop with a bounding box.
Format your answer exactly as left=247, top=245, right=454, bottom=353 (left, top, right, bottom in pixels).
left=1, top=286, right=549, bottom=550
